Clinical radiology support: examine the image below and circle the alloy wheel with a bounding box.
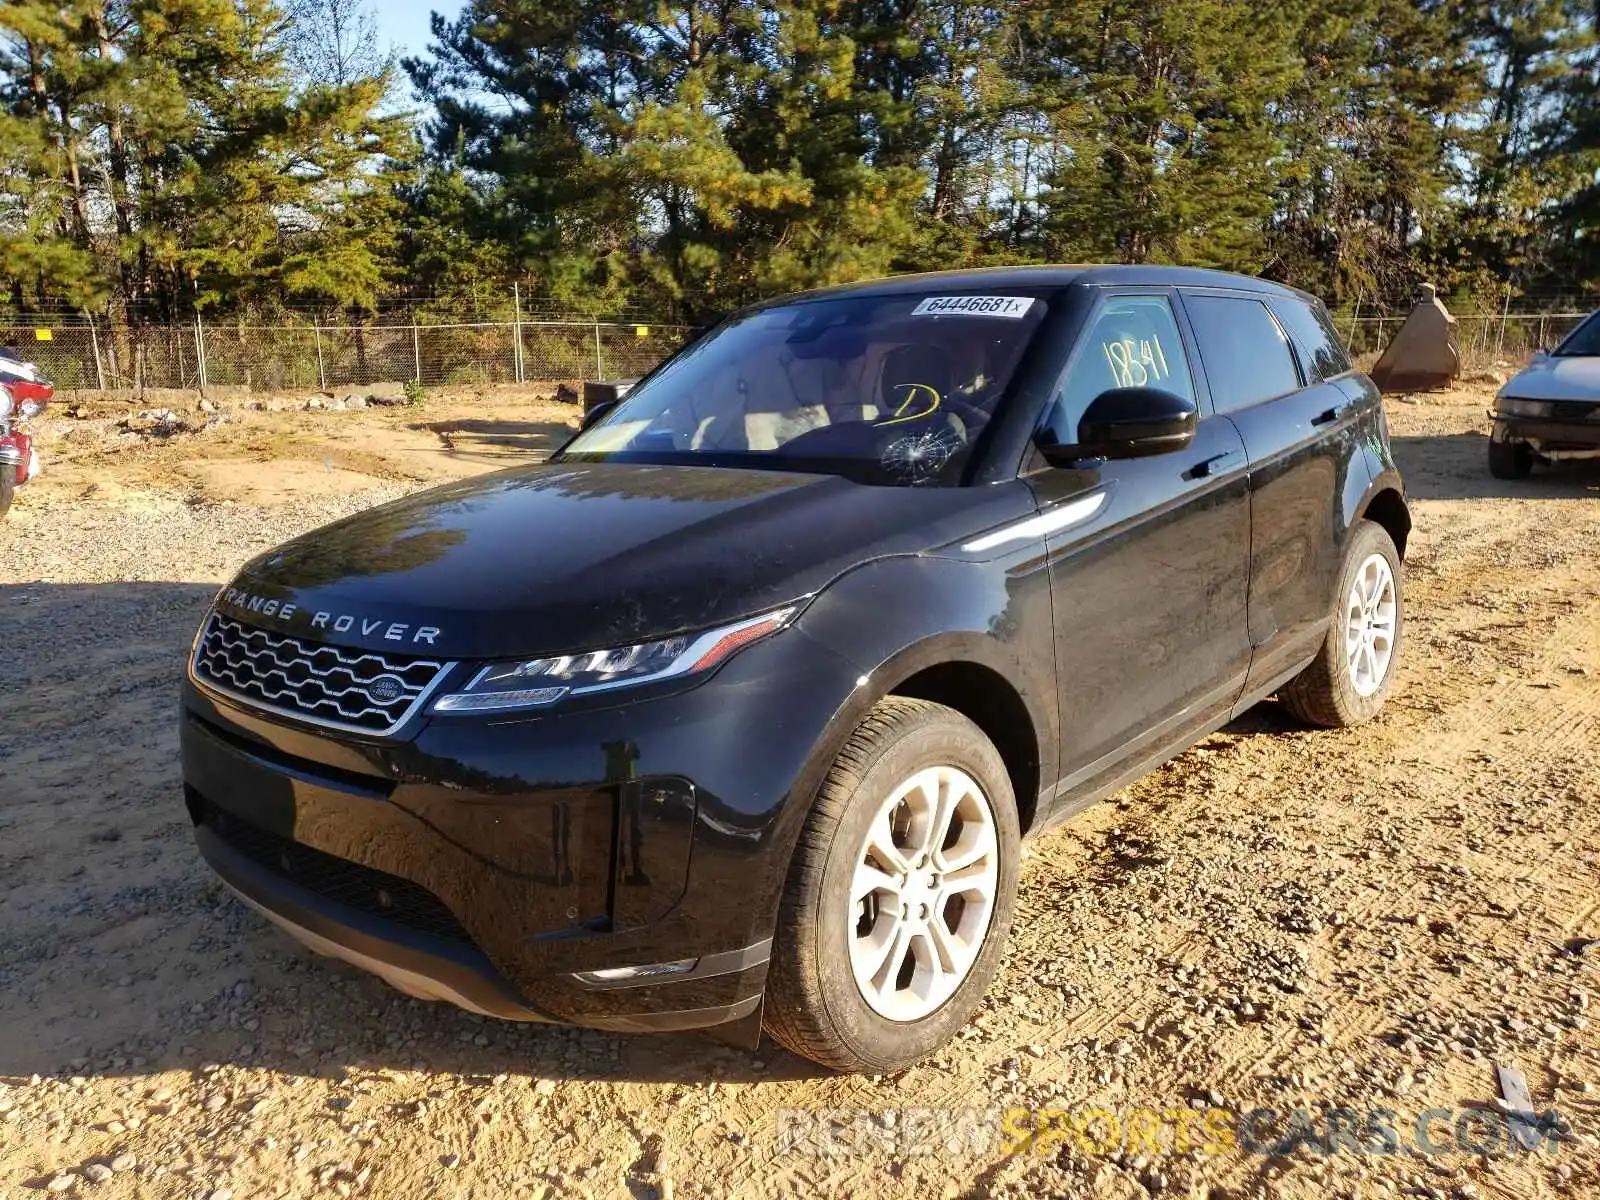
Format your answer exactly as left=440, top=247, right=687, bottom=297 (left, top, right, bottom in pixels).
left=1345, top=552, right=1398, bottom=697
left=848, top=766, right=1000, bottom=1022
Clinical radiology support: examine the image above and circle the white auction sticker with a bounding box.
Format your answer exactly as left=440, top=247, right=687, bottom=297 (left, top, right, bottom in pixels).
left=910, top=295, right=1035, bottom=319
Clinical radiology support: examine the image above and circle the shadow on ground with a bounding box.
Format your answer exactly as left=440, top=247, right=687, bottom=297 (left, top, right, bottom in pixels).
left=412, top=418, right=574, bottom=461
left=1392, top=431, right=1600, bottom=501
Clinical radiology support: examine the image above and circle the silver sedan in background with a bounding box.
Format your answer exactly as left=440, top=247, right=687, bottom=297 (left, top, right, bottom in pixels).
left=1489, top=311, right=1600, bottom=478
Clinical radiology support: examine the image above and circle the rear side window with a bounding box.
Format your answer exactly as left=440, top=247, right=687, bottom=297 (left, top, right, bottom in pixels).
left=1183, top=295, right=1302, bottom=413
left=1270, top=298, right=1352, bottom=381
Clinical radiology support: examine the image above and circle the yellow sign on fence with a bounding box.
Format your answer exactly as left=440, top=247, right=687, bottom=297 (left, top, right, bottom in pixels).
left=34, top=328, right=51, bottom=341
left=635, top=325, right=649, bottom=338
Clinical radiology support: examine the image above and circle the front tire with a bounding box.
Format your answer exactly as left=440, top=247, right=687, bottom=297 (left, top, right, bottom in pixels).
left=1280, top=520, right=1403, bottom=728
left=0, top=468, right=12, bottom=519
left=764, top=697, right=1020, bottom=1072
left=1488, top=435, right=1534, bottom=480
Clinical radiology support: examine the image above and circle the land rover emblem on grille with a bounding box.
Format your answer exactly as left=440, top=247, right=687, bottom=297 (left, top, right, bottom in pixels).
left=368, top=674, right=405, bottom=704
left=191, top=614, right=449, bottom=735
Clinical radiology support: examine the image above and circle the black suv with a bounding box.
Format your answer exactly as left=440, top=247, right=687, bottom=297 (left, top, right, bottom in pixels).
left=182, top=267, right=1409, bottom=1072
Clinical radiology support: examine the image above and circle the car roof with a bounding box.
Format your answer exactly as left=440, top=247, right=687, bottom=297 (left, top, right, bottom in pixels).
left=767, top=264, right=1313, bottom=306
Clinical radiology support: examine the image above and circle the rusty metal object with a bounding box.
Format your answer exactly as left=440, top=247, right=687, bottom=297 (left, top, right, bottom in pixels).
left=1371, top=283, right=1461, bottom=392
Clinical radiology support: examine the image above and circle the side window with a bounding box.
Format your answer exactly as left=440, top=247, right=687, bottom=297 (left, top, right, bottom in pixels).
left=1270, top=297, right=1352, bottom=382
left=1183, top=295, right=1302, bottom=414
left=1038, top=295, right=1195, bottom=446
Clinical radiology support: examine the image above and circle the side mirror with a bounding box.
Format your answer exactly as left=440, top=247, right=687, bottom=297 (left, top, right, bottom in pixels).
left=1038, top=387, right=1198, bottom=465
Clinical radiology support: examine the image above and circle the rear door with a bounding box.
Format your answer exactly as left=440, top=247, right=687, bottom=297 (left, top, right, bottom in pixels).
left=1178, top=290, right=1364, bottom=697
left=1032, top=290, right=1253, bottom=815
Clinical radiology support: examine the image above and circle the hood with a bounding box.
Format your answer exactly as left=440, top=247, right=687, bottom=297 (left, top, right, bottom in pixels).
left=1501, top=355, right=1600, bottom=403
left=218, top=460, right=1028, bottom=659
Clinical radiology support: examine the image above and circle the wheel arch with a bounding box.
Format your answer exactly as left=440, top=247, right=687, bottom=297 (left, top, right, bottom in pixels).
left=770, top=630, right=1054, bottom=869
left=1358, top=484, right=1411, bottom=560
left=785, top=553, right=1059, bottom=850
left=883, top=658, right=1043, bottom=836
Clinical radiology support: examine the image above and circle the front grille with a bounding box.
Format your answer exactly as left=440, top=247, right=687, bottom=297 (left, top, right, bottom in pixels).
left=200, top=798, right=471, bottom=944
left=192, top=613, right=449, bottom=735
left=1550, top=400, right=1600, bottom=422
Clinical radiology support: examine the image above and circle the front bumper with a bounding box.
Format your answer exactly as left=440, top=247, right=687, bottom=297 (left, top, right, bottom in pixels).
left=1492, top=411, right=1600, bottom=453
left=196, top=818, right=556, bottom=1020
left=180, top=627, right=864, bottom=1033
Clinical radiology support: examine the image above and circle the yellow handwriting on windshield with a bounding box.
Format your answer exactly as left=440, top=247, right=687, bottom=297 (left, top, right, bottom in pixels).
left=876, top=382, right=942, bottom=426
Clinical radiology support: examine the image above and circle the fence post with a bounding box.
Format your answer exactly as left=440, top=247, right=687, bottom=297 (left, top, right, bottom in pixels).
left=1537, top=315, right=1547, bottom=353
left=513, top=283, right=525, bottom=384
left=104, top=314, right=121, bottom=388
left=88, top=315, right=106, bottom=391
left=194, top=314, right=209, bottom=395
left=1346, top=294, right=1361, bottom=351
left=1493, top=284, right=1511, bottom=363
left=412, top=322, right=422, bottom=383
left=313, top=317, right=327, bottom=390
left=593, top=320, right=603, bottom=379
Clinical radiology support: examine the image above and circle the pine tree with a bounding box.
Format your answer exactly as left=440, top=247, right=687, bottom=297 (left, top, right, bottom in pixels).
left=1017, top=0, right=1298, bottom=270
left=0, top=0, right=405, bottom=319
left=1267, top=0, right=1483, bottom=304
left=405, top=0, right=931, bottom=319
left=5, top=0, right=1596, bottom=329
left=1540, top=4, right=1600, bottom=287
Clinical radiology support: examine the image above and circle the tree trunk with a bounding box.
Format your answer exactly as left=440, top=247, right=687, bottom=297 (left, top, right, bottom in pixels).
left=55, top=95, right=92, bottom=243
left=95, top=7, right=136, bottom=242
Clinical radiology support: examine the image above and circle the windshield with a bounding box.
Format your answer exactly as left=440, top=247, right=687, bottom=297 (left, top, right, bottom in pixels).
left=1554, top=312, right=1600, bottom=357
left=561, top=291, right=1049, bottom=485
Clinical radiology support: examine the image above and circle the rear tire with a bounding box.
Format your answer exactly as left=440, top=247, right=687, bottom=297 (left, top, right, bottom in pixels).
left=1488, top=436, right=1533, bottom=479
left=763, top=697, right=1020, bottom=1073
left=1281, top=520, right=1403, bottom=728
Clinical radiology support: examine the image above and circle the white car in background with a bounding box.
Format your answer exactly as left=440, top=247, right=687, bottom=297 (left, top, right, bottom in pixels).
left=1489, top=310, right=1600, bottom=478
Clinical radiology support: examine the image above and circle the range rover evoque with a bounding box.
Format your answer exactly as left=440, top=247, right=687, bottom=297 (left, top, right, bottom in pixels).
left=182, top=266, right=1410, bottom=1072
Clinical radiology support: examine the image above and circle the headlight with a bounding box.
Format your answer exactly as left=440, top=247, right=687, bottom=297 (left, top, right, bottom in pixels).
left=1497, top=397, right=1554, bottom=418
left=431, top=606, right=797, bottom=713
left=0, top=389, right=11, bottom=418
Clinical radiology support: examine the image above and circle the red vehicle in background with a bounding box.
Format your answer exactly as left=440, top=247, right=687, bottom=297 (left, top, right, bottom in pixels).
left=0, top=346, right=52, bottom=518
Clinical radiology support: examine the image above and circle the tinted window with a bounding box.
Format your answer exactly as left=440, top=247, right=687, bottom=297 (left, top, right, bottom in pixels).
left=1038, top=295, right=1195, bottom=445
left=1270, top=297, right=1352, bottom=381
left=1184, top=296, right=1302, bottom=413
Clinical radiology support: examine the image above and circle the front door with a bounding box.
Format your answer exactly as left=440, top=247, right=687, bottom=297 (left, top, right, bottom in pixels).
left=1032, top=292, right=1253, bottom=816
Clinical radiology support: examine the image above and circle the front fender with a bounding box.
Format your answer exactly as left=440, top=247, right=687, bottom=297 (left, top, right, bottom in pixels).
left=791, top=551, right=1059, bottom=828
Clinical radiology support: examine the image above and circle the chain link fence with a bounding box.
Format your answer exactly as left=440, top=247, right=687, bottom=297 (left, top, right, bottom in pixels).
left=0, top=318, right=693, bottom=393
left=1339, top=313, right=1589, bottom=368
left=0, top=308, right=1590, bottom=396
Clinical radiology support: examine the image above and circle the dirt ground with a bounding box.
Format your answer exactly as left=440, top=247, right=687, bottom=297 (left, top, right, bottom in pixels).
left=1, top=382, right=1598, bottom=1199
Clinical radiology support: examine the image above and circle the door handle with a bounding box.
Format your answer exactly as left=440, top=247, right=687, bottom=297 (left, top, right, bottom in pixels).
left=1188, top=449, right=1240, bottom=479
left=1311, top=403, right=1348, bottom=426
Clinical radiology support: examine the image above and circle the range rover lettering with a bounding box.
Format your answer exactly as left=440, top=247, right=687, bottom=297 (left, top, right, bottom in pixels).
left=181, top=266, right=1409, bottom=1072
